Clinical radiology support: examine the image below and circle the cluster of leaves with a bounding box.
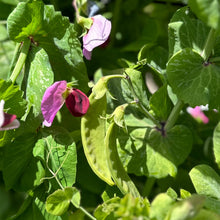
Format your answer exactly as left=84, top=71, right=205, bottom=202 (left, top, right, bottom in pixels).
left=1, top=0, right=220, bottom=219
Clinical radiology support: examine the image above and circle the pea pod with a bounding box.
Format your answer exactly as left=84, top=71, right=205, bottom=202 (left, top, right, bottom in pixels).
left=105, top=122, right=140, bottom=197
left=81, top=93, right=114, bottom=186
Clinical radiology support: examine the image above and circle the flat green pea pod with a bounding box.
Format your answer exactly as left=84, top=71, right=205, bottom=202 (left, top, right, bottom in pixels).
left=81, top=92, right=114, bottom=186
left=105, top=122, right=140, bottom=197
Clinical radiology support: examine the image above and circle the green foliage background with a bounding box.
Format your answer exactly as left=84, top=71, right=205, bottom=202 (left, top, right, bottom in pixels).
left=1, top=0, right=220, bottom=219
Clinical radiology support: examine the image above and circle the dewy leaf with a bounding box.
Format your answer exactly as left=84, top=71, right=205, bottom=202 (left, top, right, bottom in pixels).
left=3, top=133, right=37, bottom=189
left=39, top=135, right=77, bottom=188
left=189, top=164, right=220, bottom=199
left=0, top=79, right=26, bottom=117
left=81, top=93, right=114, bottom=186
left=147, top=125, right=192, bottom=178
left=7, top=1, right=89, bottom=91
left=25, top=46, right=54, bottom=116
left=168, top=6, right=210, bottom=57
left=213, top=122, right=220, bottom=168
left=167, top=48, right=220, bottom=110
left=25, top=47, right=53, bottom=115
left=188, top=0, right=220, bottom=30
left=46, top=187, right=80, bottom=216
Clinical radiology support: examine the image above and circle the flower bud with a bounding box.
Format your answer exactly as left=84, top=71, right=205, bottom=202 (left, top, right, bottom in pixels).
left=65, top=89, right=90, bottom=117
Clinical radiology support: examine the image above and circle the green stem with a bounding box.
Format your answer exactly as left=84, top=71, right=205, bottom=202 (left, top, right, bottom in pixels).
left=201, top=28, right=216, bottom=61
left=142, top=177, right=155, bottom=197
left=125, top=75, right=161, bottom=128
left=78, top=206, right=97, bottom=220
left=10, top=38, right=31, bottom=84
left=164, top=100, right=184, bottom=131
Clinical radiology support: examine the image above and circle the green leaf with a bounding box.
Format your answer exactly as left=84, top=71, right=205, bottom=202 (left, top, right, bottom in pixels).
left=15, top=158, right=45, bottom=192
left=2, top=133, right=37, bottom=189
left=0, top=40, right=16, bottom=80
left=81, top=93, right=114, bottom=186
left=0, top=24, right=16, bottom=80
left=46, top=187, right=80, bottom=216
left=0, top=79, right=26, bottom=117
left=167, top=48, right=220, bottom=110
left=180, top=189, right=192, bottom=199
left=0, top=107, right=42, bottom=148
left=42, top=23, right=89, bottom=92
left=36, top=135, right=77, bottom=188
left=166, top=195, right=205, bottom=220
left=204, top=197, right=220, bottom=215
left=117, top=127, right=150, bottom=176
left=108, top=68, right=149, bottom=109
left=7, top=1, right=89, bottom=91
left=168, top=7, right=209, bottom=57
left=138, top=44, right=168, bottom=75
left=213, top=122, right=220, bottom=168
left=189, top=164, right=220, bottom=199
left=188, top=0, right=220, bottom=30
left=25, top=46, right=54, bottom=116
left=94, top=194, right=149, bottom=220
left=7, top=1, right=66, bottom=42
left=147, top=125, right=192, bottom=178
left=149, top=193, right=175, bottom=220
left=149, top=84, right=173, bottom=121
left=12, top=195, right=66, bottom=220
left=192, top=209, right=220, bottom=220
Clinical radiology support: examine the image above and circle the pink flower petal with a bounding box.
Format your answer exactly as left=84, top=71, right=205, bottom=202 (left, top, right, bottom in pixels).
left=83, top=48, right=92, bottom=60
left=0, top=100, right=4, bottom=127
left=83, top=15, right=111, bottom=54
left=65, top=89, right=89, bottom=117
left=187, top=106, right=209, bottom=124
left=41, top=81, right=67, bottom=127
left=0, top=100, right=20, bottom=130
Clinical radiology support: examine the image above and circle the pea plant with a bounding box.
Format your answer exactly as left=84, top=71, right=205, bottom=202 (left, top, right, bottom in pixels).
left=1, top=0, right=220, bottom=219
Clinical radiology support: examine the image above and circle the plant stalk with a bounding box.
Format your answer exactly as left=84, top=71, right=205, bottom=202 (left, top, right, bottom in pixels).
left=142, top=177, right=155, bottom=197
left=10, top=38, right=31, bottom=84
left=125, top=75, right=161, bottom=128
left=164, top=100, right=184, bottom=131
left=78, top=206, right=97, bottom=220
left=201, top=28, right=216, bottom=61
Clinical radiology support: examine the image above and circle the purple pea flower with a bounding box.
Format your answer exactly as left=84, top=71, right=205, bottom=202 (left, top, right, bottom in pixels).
left=83, top=15, right=111, bottom=60
left=0, top=100, right=20, bottom=131
left=41, top=81, right=89, bottom=127
left=187, top=106, right=209, bottom=124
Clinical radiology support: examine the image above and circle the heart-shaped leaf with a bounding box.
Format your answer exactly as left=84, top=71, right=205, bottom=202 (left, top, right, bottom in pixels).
left=167, top=48, right=220, bottom=110
left=147, top=125, right=192, bottom=178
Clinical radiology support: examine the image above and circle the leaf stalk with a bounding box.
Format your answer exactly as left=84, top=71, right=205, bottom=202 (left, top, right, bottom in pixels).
left=10, top=38, right=31, bottom=84
left=164, top=100, right=184, bottom=131
left=201, top=28, right=216, bottom=61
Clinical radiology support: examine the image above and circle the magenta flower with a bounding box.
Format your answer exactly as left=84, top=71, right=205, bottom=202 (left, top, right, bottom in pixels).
left=83, top=15, right=111, bottom=60
left=0, top=100, right=20, bottom=131
left=41, top=81, right=89, bottom=127
left=187, top=106, right=209, bottom=124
